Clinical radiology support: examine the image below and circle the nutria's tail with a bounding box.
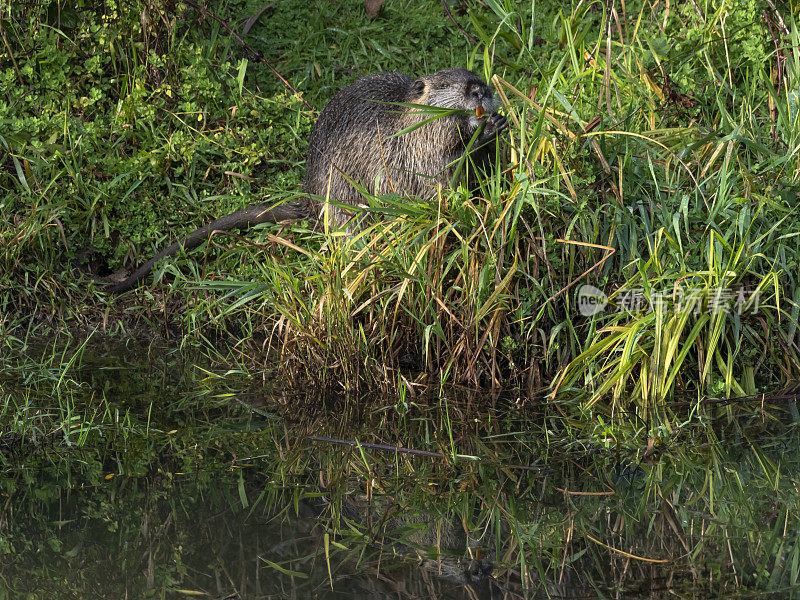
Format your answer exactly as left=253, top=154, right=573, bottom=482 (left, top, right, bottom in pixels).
left=110, top=201, right=307, bottom=293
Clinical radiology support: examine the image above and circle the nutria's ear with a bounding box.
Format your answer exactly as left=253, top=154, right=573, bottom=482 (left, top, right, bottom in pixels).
left=411, top=79, right=426, bottom=95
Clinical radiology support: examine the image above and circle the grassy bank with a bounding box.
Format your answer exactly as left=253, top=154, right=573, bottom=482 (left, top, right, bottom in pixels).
left=1, top=0, right=799, bottom=407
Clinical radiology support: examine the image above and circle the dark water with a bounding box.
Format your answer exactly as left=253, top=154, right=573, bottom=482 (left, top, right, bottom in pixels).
left=2, top=336, right=799, bottom=599
left=4, top=473, right=506, bottom=599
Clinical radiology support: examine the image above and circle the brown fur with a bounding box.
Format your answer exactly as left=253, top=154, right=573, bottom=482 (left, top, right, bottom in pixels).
left=304, top=68, right=506, bottom=228
left=111, top=69, right=505, bottom=292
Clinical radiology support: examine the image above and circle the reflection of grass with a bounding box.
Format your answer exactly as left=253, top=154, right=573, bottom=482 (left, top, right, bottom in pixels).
left=2, top=338, right=800, bottom=594
left=0, top=334, right=260, bottom=471
left=310, top=397, right=800, bottom=595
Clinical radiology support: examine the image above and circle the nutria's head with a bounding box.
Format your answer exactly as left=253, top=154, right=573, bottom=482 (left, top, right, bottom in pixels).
left=410, top=68, right=498, bottom=128
left=465, top=554, right=493, bottom=583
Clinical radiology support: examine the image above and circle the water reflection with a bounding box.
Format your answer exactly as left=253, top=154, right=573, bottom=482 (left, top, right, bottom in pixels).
left=1, top=336, right=799, bottom=598
left=2, top=474, right=516, bottom=598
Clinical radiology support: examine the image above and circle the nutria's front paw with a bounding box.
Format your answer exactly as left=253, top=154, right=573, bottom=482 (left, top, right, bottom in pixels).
left=477, top=112, right=508, bottom=144
left=486, top=112, right=508, bottom=134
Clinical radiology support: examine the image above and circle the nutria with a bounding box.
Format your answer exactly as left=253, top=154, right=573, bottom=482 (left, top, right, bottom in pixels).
left=110, top=68, right=506, bottom=292
left=334, top=494, right=494, bottom=585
